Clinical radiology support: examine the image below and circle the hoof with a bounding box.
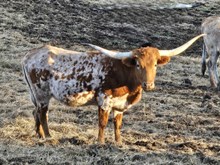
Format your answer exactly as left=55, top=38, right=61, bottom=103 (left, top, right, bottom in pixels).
left=115, top=141, right=123, bottom=146
left=201, top=66, right=206, bottom=76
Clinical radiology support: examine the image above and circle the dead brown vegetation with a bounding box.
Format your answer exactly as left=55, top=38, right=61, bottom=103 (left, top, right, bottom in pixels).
left=0, top=0, right=220, bottom=164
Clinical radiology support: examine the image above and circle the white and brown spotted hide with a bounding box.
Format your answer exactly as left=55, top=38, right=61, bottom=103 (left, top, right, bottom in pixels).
left=22, top=34, right=203, bottom=143
left=23, top=45, right=143, bottom=111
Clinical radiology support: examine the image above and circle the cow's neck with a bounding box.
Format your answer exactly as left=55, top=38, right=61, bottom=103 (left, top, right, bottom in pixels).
left=102, top=58, right=142, bottom=97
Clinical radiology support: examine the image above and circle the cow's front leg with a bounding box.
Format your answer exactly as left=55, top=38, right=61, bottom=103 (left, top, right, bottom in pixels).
left=113, top=110, right=123, bottom=145
left=98, top=107, right=110, bottom=144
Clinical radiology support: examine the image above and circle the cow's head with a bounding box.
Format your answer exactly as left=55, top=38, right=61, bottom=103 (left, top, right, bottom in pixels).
left=121, top=47, right=170, bottom=90
left=86, top=34, right=204, bottom=91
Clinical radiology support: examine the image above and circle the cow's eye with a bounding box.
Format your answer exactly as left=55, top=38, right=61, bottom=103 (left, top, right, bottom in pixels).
left=136, top=63, right=140, bottom=70
left=134, top=59, right=140, bottom=69
left=155, top=64, right=157, bottom=67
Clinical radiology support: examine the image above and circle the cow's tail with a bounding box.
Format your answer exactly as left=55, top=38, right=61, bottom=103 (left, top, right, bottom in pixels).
left=201, top=43, right=207, bottom=76
left=22, top=61, right=38, bottom=107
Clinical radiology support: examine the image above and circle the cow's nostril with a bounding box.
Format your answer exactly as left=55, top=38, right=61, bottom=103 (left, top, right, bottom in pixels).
left=142, top=82, right=147, bottom=87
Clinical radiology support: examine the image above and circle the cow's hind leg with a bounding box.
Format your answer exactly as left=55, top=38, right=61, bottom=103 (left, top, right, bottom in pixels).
left=22, top=64, right=51, bottom=139
left=201, top=43, right=207, bottom=76
left=113, top=110, right=123, bottom=145
left=98, top=107, right=110, bottom=144
left=208, top=49, right=219, bottom=88
left=33, top=103, right=51, bottom=139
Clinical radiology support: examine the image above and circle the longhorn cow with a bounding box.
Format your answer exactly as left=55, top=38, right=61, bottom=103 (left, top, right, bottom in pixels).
left=201, top=16, right=220, bottom=89
left=22, top=34, right=204, bottom=144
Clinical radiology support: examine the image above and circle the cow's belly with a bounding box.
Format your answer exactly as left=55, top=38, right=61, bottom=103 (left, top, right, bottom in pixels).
left=66, top=91, right=95, bottom=106
left=50, top=80, right=96, bottom=106
left=53, top=90, right=95, bottom=106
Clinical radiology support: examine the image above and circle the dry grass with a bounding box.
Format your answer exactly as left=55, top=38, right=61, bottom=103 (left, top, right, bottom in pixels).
left=1, top=0, right=220, bottom=164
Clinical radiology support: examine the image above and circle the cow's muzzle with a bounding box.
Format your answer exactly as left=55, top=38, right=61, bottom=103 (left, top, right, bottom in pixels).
left=142, top=82, right=155, bottom=91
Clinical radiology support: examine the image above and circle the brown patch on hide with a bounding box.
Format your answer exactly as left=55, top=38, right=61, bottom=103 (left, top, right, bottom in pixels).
left=105, top=86, right=130, bottom=97
left=30, top=69, right=50, bottom=84
left=127, top=86, right=142, bottom=105
left=30, top=69, right=38, bottom=84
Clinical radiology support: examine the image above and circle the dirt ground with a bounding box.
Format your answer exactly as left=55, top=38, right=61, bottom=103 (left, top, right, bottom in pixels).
left=0, top=0, right=220, bottom=164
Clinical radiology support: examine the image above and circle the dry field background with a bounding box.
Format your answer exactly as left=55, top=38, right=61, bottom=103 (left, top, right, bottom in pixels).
left=0, top=0, right=220, bottom=164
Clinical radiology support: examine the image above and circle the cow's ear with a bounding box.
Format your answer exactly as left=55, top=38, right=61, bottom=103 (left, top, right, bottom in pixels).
left=122, top=57, right=138, bottom=67
left=157, top=56, right=170, bottom=66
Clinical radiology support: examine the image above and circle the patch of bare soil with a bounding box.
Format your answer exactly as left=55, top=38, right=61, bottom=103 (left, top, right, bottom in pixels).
left=0, top=0, right=220, bottom=164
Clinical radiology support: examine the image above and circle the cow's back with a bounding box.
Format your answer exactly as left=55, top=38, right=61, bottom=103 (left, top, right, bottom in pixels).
left=201, top=16, right=220, bottom=33
left=23, top=45, right=80, bottom=71
left=202, top=16, right=220, bottom=52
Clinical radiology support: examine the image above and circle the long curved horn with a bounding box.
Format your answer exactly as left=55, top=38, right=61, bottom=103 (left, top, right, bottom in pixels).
left=158, top=34, right=205, bottom=57
left=85, top=44, right=132, bottom=59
